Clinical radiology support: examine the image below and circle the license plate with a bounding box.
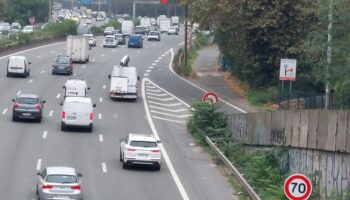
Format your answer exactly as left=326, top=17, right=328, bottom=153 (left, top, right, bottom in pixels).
left=22, top=113, right=31, bottom=116
left=67, top=116, right=76, bottom=120
left=138, top=153, right=149, bottom=157
left=54, top=194, right=67, bottom=198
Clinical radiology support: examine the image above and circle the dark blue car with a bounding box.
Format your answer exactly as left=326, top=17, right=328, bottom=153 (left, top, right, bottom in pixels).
left=128, top=34, right=143, bottom=48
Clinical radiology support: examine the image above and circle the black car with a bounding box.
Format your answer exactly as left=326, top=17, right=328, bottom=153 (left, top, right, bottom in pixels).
left=114, top=34, right=126, bottom=45
left=52, top=55, right=73, bottom=75
left=12, top=94, right=46, bottom=122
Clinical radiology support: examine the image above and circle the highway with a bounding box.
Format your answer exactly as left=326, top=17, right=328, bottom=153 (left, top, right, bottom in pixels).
left=0, top=27, right=241, bottom=199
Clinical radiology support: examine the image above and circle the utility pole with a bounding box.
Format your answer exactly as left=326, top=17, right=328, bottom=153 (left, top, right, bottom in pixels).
left=325, top=0, right=333, bottom=109
left=48, top=0, right=52, bottom=22
left=98, top=0, right=101, bottom=12
left=184, top=1, right=188, bottom=68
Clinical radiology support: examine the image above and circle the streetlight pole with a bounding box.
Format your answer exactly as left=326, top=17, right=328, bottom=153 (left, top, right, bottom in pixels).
left=48, top=0, right=52, bottom=22
left=184, top=1, right=188, bottom=68
left=325, top=0, right=333, bottom=109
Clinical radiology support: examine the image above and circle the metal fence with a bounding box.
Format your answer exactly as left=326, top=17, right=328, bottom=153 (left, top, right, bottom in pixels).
left=279, top=92, right=350, bottom=110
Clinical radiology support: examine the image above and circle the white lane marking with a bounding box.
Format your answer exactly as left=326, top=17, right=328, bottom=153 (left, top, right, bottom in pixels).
left=99, top=134, right=103, bottom=142
left=149, top=66, right=154, bottom=69
left=147, top=92, right=167, bottom=97
left=56, top=93, right=61, bottom=99
left=178, top=41, right=184, bottom=46
left=144, top=73, right=149, bottom=77
left=146, top=85, right=157, bottom=89
left=36, top=159, right=42, bottom=171
left=49, top=110, right=54, bottom=117
left=98, top=114, right=102, bottom=120
left=147, top=96, right=174, bottom=101
left=36, top=55, right=42, bottom=59
left=154, top=60, right=159, bottom=63
left=0, top=42, right=64, bottom=60
left=99, top=97, right=103, bottom=103
left=82, top=65, right=86, bottom=68
left=152, top=63, right=157, bottom=66
left=40, top=70, right=45, bottom=74
left=148, top=101, right=182, bottom=107
left=150, top=110, right=191, bottom=118
left=28, top=79, right=34, bottom=83
left=142, top=78, right=190, bottom=200
left=161, top=54, right=166, bottom=57
left=150, top=106, right=188, bottom=113
left=2, top=108, right=8, bottom=115
left=16, top=91, right=21, bottom=95
left=103, top=85, right=106, bottom=89
left=146, top=69, right=151, bottom=73
left=168, top=48, right=247, bottom=113
left=153, top=116, right=186, bottom=124
left=147, top=89, right=162, bottom=93
left=158, top=56, right=162, bottom=60
left=42, top=131, right=48, bottom=139
left=102, top=162, right=107, bottom=173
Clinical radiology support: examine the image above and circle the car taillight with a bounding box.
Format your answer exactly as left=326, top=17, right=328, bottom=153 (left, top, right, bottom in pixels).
left=42, top=184, right=53, bottom=189
left=61, top=111, right=65, bottom=119
left=13, top=102, right=19, bottom=108
left=90, top=112, right=93, bottom=120
left=35, top=104, right=42, bottom=109
left=151, top=150, right=160, bottom=153
left=127, top=148, right=136, bottom=151
left=68, top=64, right=73, bottom=69
left=71, top=184, right=81, bottom=190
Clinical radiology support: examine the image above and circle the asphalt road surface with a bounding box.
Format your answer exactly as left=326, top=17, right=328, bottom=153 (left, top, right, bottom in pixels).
left=0, top=27, right=243, bottom=199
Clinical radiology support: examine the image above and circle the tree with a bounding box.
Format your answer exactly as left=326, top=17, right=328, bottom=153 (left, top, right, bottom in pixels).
left=2, top=0, right=49, bottom=24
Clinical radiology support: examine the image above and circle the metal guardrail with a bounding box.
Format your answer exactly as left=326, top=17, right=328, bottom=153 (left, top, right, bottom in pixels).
left=204, top=136, right=262, bottom=200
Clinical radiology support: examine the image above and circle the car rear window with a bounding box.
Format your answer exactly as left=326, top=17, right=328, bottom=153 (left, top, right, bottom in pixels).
left=57, top=56, right=70, bottom=64
left=46, top=175, right=77, bottom=183
left=130, top=141, right=157, bottom=148
left=65, top=101, right=91, bottom=111
left=17, top=97, right=39, bottom=104
left=105, top=38, right=114, bottom=42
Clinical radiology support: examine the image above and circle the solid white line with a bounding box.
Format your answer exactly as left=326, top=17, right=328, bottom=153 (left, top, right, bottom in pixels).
left=146, top=69, right=151, bottom=73
left=99, top=134, right=103, bottom=142
left=103, top=85, right=106, bottom=89
left=42, top=131, right=48, bottom=139
left=28, top=79, right=34, bottom=83
left=150, top=110, right=191, bottom=118
left=2, top=108, right=8, bottom=115
left=98, top=114, right=102, bottom=120
left=0, top=42, right=64, bottom=60
left=142, top=78, right=189, bottom=200
left=102, top=162, right=107, bottom=173
left=147, top=96, right=174, bottom=101
left=36, top=159, right=42, bottom=171
left=56, top=93, right=61, bottom=99
left=167, top=48, right=247, bottom=113
left=16, top=91, right=21, bottom=95
left=148, top=101, right=181, bottom=107
left=153, top=116, right=186, bottom=124
left=40, top=70, right=45, bottom=74
left=150, top=106, right=188, bottom=113
left=147, top=93, right=167, bottom=97
left=49, top=110, right=53, bottom=117
left=99, top=97, right=103, bottom=103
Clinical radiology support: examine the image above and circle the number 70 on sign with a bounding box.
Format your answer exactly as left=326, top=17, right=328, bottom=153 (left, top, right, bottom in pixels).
left=284, top=174, right=312, bottom=200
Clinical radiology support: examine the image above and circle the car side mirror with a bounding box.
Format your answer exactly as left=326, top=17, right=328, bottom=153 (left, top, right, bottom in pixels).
left=60, top=102, right=63, bottom=106
left=28, top=62, right=31, bottom=65
left=43, top=100, right=46, bottom=104
left=62, top=86, right=65, bottom=89
left=78, top=173, right=83, bottom=177
left=108, top=75, right=111, bottom=79
left=36, top=171, right=41, bottom=175
left=93, top=104, right=96, bottom=108
left=157, top=140, right=161, bottom=144
left=12, top=99, right=15, bottom=102
left=87, top=87, right=90, bottom=90
left=137, top=76, right=140, bottom=81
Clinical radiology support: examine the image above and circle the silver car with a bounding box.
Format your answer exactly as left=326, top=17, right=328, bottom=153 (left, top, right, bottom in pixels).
left=36, top=167, right=83, bottom=200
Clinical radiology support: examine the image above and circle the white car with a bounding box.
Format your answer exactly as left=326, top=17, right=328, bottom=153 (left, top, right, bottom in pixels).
left=61, top=96, right=95, bottom=132
left=167, top=27, right=178, bottom=35
left=103, top=35, right=118, bottom=48
left=22, top=25, right=34, bottom=33
left=120, top=133, right=162, bottom=170
left=83, top=33, right=96, bottom=47
left=6, top=56, right=31, bottom=77
left=147, top=31, right=161, bottom=41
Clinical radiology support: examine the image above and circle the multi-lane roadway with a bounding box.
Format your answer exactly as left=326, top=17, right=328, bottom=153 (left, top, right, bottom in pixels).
left=0, top=27, right=242, bottom=199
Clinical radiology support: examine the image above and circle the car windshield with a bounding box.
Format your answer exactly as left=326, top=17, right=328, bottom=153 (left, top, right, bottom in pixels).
left=57, top=56, right=70, bottom=64
left=105, top=38, right=114, bottom=42
left=16, top=97, right=39, bottom=104
left=46, top=175, right=77, bottom=183
left=130, top=141, right=157, bottom=148
left=149, top=32, right=157, bottom=35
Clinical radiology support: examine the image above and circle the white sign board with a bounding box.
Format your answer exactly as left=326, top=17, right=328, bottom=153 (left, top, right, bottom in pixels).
left=279, top=59, right=297, bottom=81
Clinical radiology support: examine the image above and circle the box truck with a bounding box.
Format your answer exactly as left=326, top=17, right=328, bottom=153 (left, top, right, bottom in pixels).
left=122, top=20, right=134, bottom=36
left=66, top=35, right=90, bottom=63
left=108, top=65, right=139, bottom=100
left=159, top=18, right=171, bottom=33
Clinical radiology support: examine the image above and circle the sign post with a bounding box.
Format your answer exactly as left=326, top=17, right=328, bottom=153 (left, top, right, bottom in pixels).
left=279, top=58, right=297, bottom=94
left=284, top=174, right=312, bottom=200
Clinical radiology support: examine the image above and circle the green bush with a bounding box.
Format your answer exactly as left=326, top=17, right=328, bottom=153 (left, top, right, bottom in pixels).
left=246, top=86, right=279, bottom=106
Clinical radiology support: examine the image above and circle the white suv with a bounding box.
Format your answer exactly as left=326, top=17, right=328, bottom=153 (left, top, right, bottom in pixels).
left=120, top=133, right=162, bottom=170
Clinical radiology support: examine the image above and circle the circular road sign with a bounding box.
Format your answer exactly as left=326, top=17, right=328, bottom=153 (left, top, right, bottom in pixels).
left=202, top=92, right=219, bottom=104
left=284, top=174, right=312, bottom=200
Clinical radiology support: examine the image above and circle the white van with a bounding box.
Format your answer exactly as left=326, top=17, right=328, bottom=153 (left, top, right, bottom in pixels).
left=108, top=65, right=139, bottom=100
left=6, top=56, right=31, bottom=77
left=121, top=20, right=134, bottom=36
left=63, top=78, right=90, bottom=98
left=61, top=97, right=95, bottom=132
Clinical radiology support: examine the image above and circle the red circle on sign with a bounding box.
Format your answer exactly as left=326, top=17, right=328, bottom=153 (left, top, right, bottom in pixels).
left=284, top=174, right=312, bottom=200
left=202, top=92, right=219, bottom=104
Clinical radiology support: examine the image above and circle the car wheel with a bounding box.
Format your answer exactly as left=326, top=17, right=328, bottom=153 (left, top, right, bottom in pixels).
left=37, top=117, right=42, bottom=123
left=12, top=115, right=17, bottom=122
left=119, top=150, right=122, bottom=161
left=122, top=160, right=128, bottom=169
left=155, top=164, right=161, bottom=171
left=87, top=124, right=93, bottom=132
left=6, top=73, right=9, bottom=77
left=61, top=122, right=66, bottom=131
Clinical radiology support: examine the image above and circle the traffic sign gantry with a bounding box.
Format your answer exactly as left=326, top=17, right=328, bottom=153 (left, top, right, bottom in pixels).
left=284, top=174, right=312, bottom=200
left=201, top=92, right=219, bottom=104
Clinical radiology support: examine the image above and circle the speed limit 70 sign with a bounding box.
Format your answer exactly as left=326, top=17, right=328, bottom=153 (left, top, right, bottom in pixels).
left=284, top=174, right=312, bottom=200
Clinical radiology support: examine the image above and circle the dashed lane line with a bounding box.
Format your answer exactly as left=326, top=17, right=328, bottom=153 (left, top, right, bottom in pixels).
left=158, top=56, right=162, bottom=60
left=99, top=134, right=103, bottom=142
left=56, top=93, right=61, bottom=99
left=98, top=114, right=102, bottom=120
left=154, top=60, right=159, bottom=63
left=29, top=79, right=34, bottom=83
left=152, top=63, right=157, bottom=66
left=99, top=97, right=103, bottom=103
left=102, top=162, right=107, bottom=173
left=41, top=70, right=45, bottom=74
left=146, top=69, right=151, bottom=73
left=149, top=66, right=154, bottom=69
left=153, top=116, right=186, bottom=124
left=42, top=131, right=48, bottom=139
left=2, top=108, right=7, bottom=115
left=36, top=159, right=42, bottom=171
left=49, top=110, right=54, bottom=117
left=17, top=91, right=21, bottom=95
left=103, top=85, right=106, bottom=89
